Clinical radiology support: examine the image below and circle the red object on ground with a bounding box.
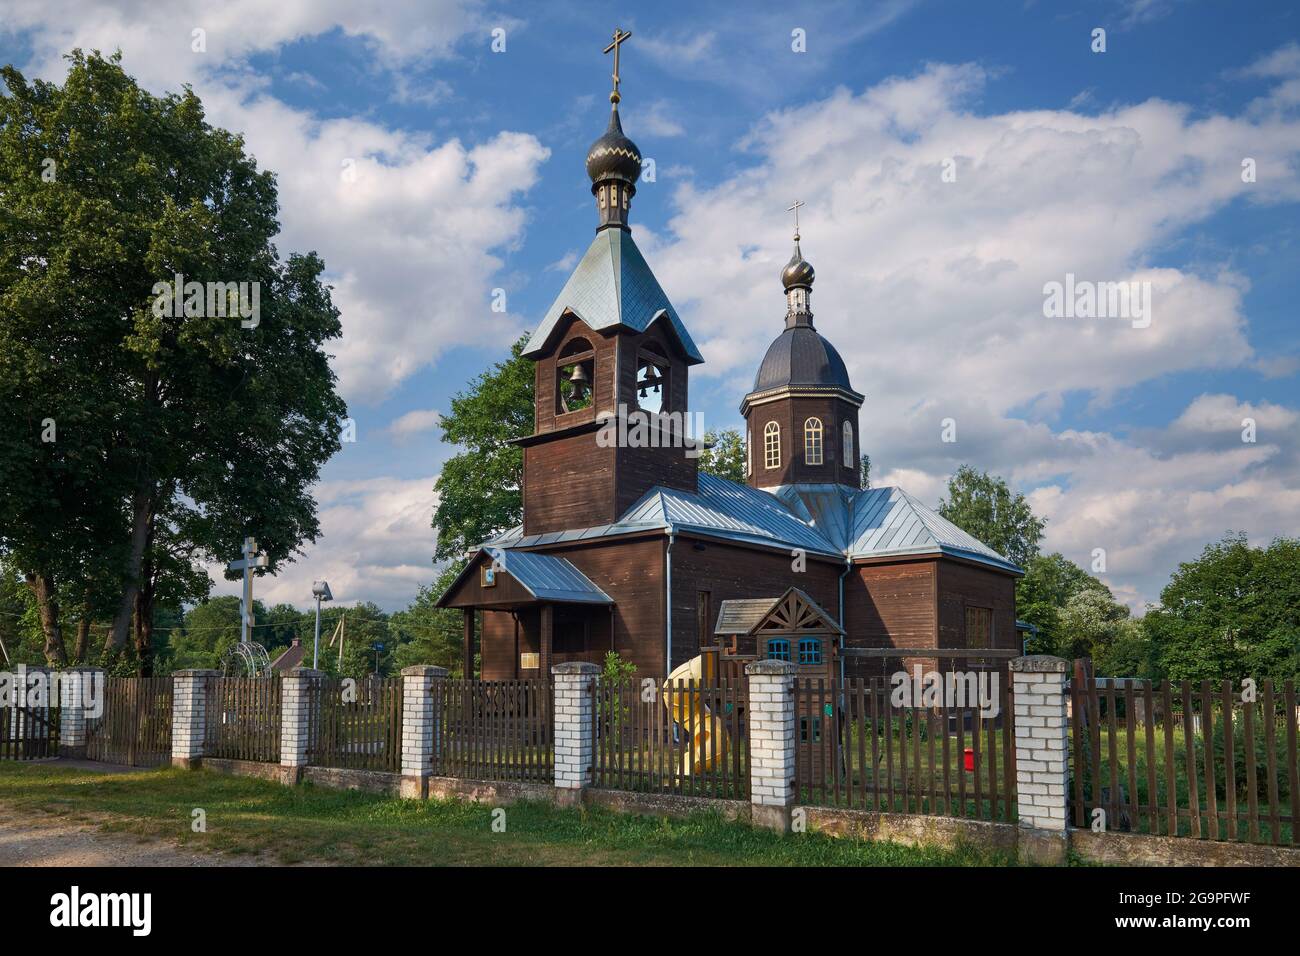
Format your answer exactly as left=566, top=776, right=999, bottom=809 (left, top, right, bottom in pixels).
left=963, top=748, right=975, bottom=772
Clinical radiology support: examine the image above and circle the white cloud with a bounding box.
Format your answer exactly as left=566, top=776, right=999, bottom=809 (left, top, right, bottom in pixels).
left=211, top=477, right=438, bottom=611
left=642, top=57, right=1300, bottom=607
left=387, top=408, right=443, bottom=441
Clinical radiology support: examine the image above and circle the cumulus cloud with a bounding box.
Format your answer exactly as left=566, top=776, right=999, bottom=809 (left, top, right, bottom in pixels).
left=211, top=477, right=438, bottom=611
left=387, top=408, right=443, bottom=442
left=643, top=57, right=1300, bottom=608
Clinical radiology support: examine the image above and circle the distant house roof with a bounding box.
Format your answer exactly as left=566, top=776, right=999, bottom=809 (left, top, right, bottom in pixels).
left=271, top=638, right=307, bottom=672
left=480, top=546, right=613, bottom=604
left=522, top=229, right=704, bottom=363
left=481, top=477, right=1020, bottom=576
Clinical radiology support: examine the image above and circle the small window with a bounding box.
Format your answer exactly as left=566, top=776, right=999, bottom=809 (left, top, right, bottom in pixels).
left=804, top=417, right=823, bottom=465
left=481, top=564, right=497, bottom=587
left=842, top=421, right=854, bottom=468
left=764, top=421, right=781, bottom=469
left=767, top=639, right=790, bottom=661
left=798, top=637, right=822, bottom=665
left=800, top=716, right=822, bottom=743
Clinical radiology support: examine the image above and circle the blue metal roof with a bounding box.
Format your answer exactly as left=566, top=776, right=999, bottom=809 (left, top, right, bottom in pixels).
left=844, top=487, right=1021, bottom=573
left=522, top=229, right=704, bottom=363
left=481, top=546, right=612, bottom=604
left=481, top=479, right=1019, bottom=575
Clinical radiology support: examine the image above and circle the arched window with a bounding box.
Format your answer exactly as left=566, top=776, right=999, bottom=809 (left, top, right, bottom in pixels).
left=766, top=639, right=790, bottom=662
left=556, top=337, right=595, bottom=414
left=804, top=417, right=823, bottom=465
left=764, top=421, right=781, bottom=470
left=842, top=421, right=854, bottom=469
left=798, top=638, right=822, bottom=665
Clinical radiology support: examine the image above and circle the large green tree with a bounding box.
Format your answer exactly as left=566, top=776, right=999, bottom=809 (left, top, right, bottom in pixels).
left=1016, top=552, right=1110, bottom=654
left=1144, top=532, right=1300, bottom=683
left=0, top=51, right=347, bottom=668
left=698, top=428, right=745, bottom=483
left=432, top=335, right=533, bottom=559
left=392, top=562, right=471, bottom=676
left=937, top=465, right=1045, bottom=568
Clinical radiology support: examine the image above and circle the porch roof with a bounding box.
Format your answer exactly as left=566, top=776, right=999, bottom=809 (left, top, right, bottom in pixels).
left=480, top=546, right=613, bottom=605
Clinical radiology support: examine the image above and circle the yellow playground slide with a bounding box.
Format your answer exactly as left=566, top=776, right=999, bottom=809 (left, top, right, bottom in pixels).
left=662, top=654, right=730, bottom=776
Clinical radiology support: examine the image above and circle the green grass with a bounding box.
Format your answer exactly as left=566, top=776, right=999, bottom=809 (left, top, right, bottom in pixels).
left=0, top=761, right=1020, bottom=867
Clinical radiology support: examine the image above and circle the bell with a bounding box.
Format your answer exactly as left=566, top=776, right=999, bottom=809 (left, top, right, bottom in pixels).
left=567, top=363, right=589, bottom=400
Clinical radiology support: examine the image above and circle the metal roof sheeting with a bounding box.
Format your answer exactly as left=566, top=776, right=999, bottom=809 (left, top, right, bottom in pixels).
left=522, top=229, right=703, bottom=363
left=480, top=478, right=1020, bottom=575
left=482, top=546, right=613, bottom=604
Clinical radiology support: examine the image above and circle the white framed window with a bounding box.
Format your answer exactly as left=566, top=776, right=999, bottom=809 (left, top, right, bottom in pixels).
left=764, top=421, right=781, bottom=470
left=842, top=421, right=854, bottom=469
left=804, top=417, right=823, bottom=465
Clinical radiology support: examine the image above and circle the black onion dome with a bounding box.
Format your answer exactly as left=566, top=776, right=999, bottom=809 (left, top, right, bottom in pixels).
left=586, top=106, right=642, bottom=183
left=781, top=239, right=815, bottom=290
left=753, top=326, right=852, bottom=392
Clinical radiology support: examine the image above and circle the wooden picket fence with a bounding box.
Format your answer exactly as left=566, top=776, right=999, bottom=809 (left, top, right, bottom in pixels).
left=307, top=677, right=403, bottom=773
left=0, top=705, right=59, bottom=760
left=1071, top=671, right=1299, bottom=845
left=592, top=678, right=749, bottom=800
left=85, top=677, right=172, bottom=767
left=205, top=676, right=281, bottom=763
left=433, top=678, right=553, bottom=783
left=794, top=677, right=1018, bottom=822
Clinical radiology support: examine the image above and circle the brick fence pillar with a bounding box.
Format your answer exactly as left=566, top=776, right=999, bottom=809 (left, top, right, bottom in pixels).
left=552, top=661, right=597, bottom=806
left=1010, top=654, right=1071, bottom=864
left=58, top=667, right=103, bottom=759
left=400, top=665, right=446, bottom=799
left=746, top=659, right=798, bottom=832
left=172, top=669, right=217, bottom=769
left=280, top=668, right=323, bottom=785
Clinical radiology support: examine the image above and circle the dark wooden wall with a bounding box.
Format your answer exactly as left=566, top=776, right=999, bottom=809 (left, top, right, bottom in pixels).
left=936, top=558, right=1018, bottom=652
left=669, top=537, right=842, bottom=674
left=843, top=558, right=937, bottom=679
left=745, top=393, right=860, bottom=489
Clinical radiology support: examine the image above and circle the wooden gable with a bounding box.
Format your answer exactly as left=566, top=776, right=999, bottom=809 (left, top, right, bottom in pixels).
left=751, top=587, right=843, bottom=637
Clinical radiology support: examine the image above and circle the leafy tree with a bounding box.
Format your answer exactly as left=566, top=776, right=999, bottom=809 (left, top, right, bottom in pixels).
left=937, top=465, right=1045, bottom=568
left=860, top=454, right=872, bottom=489
left=1144, top=533, right=1300, bottom=683
left=170, top=596, right=261, bottom=671
left=698, top=428, right=746, bottom=483
left=0, top=51, right=346, bottom=667
left=1016, top=552, right=1109, bottom=654
left=433, top=336, right=533, bottom=560
left=392, top=563, right=469, bottom=675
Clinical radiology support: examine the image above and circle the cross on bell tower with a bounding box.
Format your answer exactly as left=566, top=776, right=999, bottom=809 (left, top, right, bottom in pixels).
left=604, top=27, right=632, bottom=103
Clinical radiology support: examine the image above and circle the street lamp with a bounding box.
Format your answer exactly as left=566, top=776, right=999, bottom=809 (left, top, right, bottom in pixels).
left=311, top=580, right=333, bottom=669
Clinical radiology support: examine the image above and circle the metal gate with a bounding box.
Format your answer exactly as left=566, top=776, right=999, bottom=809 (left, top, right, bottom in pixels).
left=85, top=677, right=173, bottom=767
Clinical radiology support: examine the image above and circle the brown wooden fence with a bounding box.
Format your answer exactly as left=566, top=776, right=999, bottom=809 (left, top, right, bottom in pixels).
left=592, top=678, right=749, bottom=799
left=795, top=677, right=1017, bottom=822
left=205, top=676, right=281, bottom=763
left=85, top=677, right=172, bottom=767
left=0, top=705, right=59, bottom=760
left=307, top=677, right=403, bottom=773
left=433, top=679, right=552, bottom=783
left=1071, top=672, right=1299, bottom=845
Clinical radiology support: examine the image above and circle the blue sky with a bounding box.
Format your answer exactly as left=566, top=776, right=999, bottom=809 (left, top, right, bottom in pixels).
left=3, top=0, right=1298, bottom=611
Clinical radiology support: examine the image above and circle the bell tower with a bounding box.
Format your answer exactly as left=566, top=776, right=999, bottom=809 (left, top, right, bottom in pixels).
left=741, top=206, right=864, bottom=491
left=516, top=29, right=703, bottom=536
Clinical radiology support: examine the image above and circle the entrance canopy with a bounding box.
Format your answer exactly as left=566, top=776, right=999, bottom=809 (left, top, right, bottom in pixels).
left=438, top=546, right=613, bottom=610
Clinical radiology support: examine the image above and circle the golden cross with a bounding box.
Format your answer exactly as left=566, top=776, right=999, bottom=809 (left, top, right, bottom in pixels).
left=787, top=199, right=804, bottom=239
left=604, top=27, right=632, bottom=102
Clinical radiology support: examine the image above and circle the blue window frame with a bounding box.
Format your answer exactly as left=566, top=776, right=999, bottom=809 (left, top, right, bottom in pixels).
left=767, top=639, right=790, bottom=661
left=798, top=638, right=822, bottom=665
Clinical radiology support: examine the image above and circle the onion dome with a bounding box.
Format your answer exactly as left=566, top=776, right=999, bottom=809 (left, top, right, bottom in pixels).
left=781, top=237, right=815, bottom=290
left=586, top=104, right=642, bottom=185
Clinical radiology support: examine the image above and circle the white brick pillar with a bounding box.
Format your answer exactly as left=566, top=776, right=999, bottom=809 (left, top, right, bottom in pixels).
left=552, top=661, right=597, bottom=806
left=172, top=669, right=216, bottom=769
left=1010, top=654, right=1071, bottom=864
left=280, top=668, right=322, bottom=784
left=58, top=667, right=103, bottom=758
left=746, top=659, right=798, bottom=832
left=400, top=665, right=446, bottom=799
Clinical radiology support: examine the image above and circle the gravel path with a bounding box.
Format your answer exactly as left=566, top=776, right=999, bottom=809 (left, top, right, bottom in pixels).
left=0, top=804, right=261, bottom=867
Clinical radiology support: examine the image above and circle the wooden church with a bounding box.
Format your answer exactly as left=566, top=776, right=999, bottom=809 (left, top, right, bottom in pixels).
left=440, top=38, right=1022, bottom=682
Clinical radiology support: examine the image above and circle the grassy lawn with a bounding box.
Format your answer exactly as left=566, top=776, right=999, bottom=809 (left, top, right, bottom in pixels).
left=0, top=761, right=1019, bottom=867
